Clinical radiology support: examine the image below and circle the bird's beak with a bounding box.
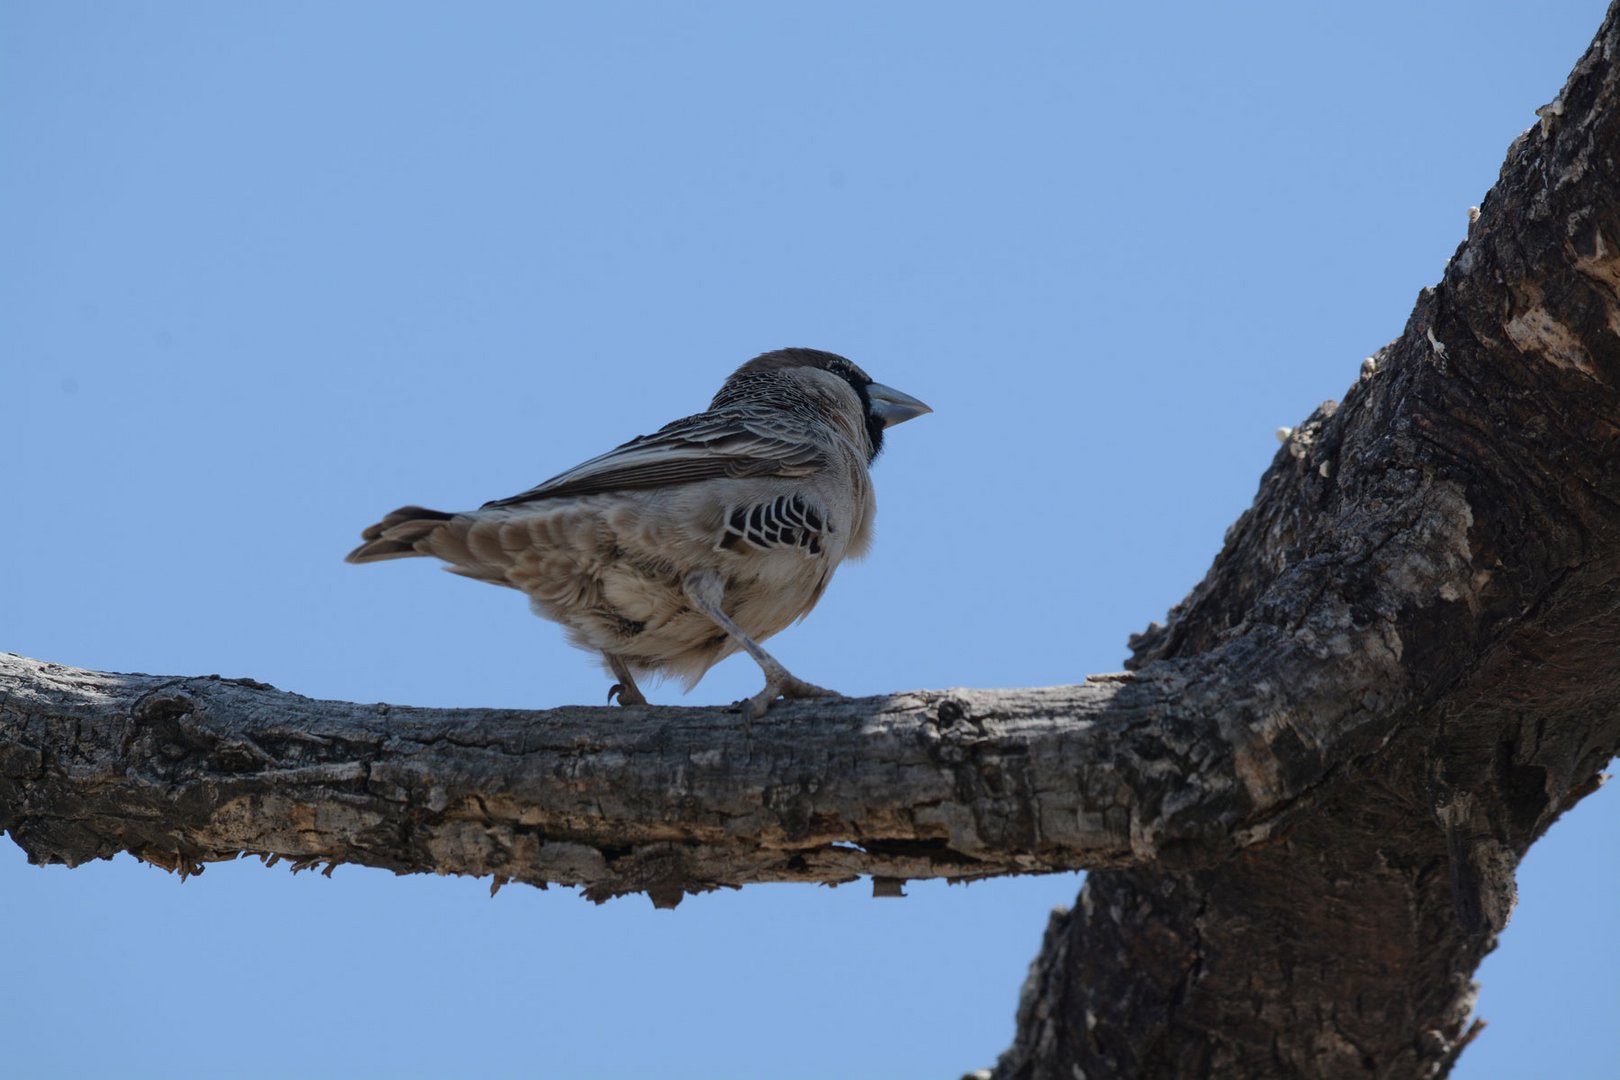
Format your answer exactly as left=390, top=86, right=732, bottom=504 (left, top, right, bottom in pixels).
left=867, top=382, right=933, bottom=428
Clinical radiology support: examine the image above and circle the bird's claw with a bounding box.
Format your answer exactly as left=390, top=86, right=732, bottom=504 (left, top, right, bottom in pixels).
left=607, top=682, right=648, bottom=707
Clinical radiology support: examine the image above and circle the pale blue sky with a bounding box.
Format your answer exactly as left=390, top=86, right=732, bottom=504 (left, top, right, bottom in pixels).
left=4, top=4, right=1616, bottom=1078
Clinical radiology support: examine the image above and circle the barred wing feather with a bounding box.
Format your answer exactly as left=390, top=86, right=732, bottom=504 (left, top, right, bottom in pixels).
left=481, top=415, right=826, bottom=508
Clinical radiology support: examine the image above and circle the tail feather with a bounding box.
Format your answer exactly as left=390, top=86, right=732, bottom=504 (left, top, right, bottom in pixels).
left=345, top=505, right=457, bottom=563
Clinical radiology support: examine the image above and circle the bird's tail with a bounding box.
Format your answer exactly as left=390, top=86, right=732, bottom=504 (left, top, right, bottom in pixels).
left=345, top=505, right=458, bottom=563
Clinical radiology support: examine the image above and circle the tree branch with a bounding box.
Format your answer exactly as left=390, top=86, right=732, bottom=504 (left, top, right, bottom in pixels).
left=993, top=4, right=1620, bottom=1076
left=0, top=555, right=1439, bottom=908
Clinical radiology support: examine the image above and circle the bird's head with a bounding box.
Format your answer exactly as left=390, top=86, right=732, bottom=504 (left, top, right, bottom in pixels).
left=715, top=347, right=932, bottom=461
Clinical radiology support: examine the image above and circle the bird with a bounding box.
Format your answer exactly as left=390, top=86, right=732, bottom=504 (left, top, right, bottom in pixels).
left=346, top=348, right=931, bottom=719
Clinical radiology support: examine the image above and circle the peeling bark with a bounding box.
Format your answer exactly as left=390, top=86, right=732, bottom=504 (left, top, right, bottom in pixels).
left=4, top=5, right=1620, bottom=1078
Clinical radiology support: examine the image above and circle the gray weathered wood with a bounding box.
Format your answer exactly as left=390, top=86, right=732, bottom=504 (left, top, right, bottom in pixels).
left=0, top=577, right=1439, bottom=906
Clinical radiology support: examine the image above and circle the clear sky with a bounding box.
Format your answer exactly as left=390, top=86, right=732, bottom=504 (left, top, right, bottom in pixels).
left=4, top=3, right=1616, bottom=1078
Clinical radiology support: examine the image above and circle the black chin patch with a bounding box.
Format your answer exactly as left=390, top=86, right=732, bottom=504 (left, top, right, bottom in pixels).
left=853, top=382, right=885, bottom=462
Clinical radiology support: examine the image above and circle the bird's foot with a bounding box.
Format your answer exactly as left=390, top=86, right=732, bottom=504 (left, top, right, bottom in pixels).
left=607, top=681, right=648, bottom=707
left=604, top=653, right=648, bottom=707
left=739, top=673, right=843, bottom=724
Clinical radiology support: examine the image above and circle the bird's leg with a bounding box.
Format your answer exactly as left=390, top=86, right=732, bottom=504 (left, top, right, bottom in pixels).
left=681, top=571, right=841, bottom=721
left=604, top=653, right=648, bottom=706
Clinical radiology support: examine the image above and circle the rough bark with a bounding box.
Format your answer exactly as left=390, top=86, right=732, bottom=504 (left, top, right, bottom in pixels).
left=992, top=8, right=1620, bottom=1079
left=3, top=7, right=1619, bottom=1079
left=0, top=619, right=1431, bottom=907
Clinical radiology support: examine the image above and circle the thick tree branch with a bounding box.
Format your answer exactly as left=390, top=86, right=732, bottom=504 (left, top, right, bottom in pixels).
left=0, top=563, right=1439, bottom=906
left=994, top=5, right=1620, bottom=1078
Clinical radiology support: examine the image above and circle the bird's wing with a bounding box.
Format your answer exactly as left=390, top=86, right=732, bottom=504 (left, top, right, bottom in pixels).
left=481, top=413, right=827, bottom=508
